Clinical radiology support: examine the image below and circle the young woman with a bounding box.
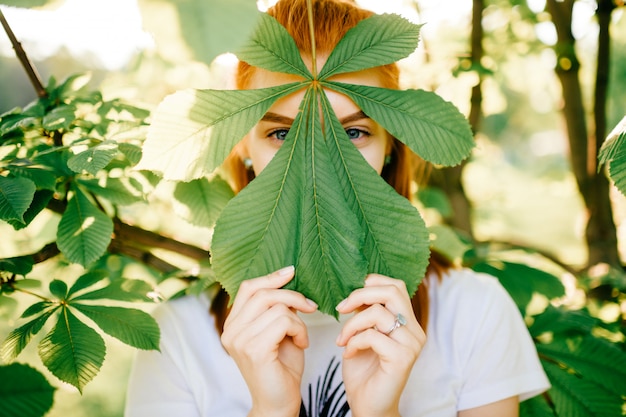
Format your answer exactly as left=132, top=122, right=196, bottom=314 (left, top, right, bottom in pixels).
left=125, top=1, right=550, bottom=416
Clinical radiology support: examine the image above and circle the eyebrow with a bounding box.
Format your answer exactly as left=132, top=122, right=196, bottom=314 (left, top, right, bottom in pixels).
left=261, top=112, right=294, bottom=124
left=261, top=110, right=370, bottom=125
left=339, top=110, right=369, bottom=124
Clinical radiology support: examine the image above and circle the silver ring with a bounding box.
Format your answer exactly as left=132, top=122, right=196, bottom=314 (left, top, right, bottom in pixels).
left=384, top=313, right=407, bottom=335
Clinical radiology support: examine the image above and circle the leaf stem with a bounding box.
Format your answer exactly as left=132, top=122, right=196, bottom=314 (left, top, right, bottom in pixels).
left=14, top=286, right=50, bottom=302
left=306, top=0, right=317, bottom=78
left=0, top=8, right=47, bottom=98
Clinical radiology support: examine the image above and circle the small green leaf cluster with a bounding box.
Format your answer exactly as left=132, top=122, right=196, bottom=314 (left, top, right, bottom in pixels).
left=0, top=74, right=174, bottom=406
left=1, top=270, right=159, bottom=392
left=0, top=73, right=151, bottom=266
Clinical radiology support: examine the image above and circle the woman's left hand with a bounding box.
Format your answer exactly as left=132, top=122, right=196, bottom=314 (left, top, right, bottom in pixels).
left=335, top=274, right=426, bottom=417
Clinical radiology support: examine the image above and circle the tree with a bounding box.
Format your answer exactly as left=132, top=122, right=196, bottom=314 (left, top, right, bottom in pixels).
left=545, top=0, right=621, bottom=267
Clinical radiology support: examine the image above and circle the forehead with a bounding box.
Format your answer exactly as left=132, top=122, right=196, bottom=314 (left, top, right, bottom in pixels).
left=245, top=66, right=386, bottom=89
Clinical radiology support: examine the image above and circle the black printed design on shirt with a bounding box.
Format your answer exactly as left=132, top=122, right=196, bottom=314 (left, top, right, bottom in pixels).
left=299, top=357, right=350, bottom=417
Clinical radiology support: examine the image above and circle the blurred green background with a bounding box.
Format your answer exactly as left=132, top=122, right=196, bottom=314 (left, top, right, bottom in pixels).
left=1, top=0, right=625, bottom=416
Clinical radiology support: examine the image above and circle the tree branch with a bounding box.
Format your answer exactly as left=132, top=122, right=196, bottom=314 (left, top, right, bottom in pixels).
left=45, top=197, right=209, bottom=262
left=0, top=8, right=47, bottom=98
left=108, top=239, right=181, bottom=274
left=113, top=219, right=209, bottom=261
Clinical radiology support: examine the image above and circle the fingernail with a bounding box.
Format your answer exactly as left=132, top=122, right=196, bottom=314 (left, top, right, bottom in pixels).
left=336, top=298, right=347, bottom=311
left=306, top=298, right=318, bottom=308
left=278, top=265, right=295, bottom=276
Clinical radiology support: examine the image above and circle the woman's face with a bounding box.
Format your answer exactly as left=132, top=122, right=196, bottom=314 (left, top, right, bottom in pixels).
left=240, top=65, right=391, bottom=176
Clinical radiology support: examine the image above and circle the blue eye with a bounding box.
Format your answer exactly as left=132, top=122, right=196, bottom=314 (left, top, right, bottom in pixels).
left=345, top=128, right=369, bottom=140
left=269, top=129, right=289, bottom=141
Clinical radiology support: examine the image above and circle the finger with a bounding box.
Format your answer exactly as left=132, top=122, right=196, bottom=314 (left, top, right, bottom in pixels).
left=335, top=281, right=411, bottom=317
left=364, top=273, right=409, bottom=290
left=228, top=266, right=317, bottom=322
left=249, top=303, right=311, bottom=350
left=231, top=265, right=295, bottom=311
left=231, top=288, right=317, bottom=328
left=336, top=305, right=418, bottom=347
left=224, top=303, right=310, bottom=354
left=336, top=304, right=393, bottom=346
left=342, top=328, right=418, bottom=367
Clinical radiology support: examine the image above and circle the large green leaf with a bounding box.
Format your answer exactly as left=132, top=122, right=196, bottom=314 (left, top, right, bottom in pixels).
left=212, top=85, right=431, bottom=314
left=66, top=270, right=109, bottom=298
left=519, top=395, right=556, bottom=417
left=0, top=363, right=55, bottom=417
left=73, top=304, right=160, bottom=351
left=237, top=12, right=311, bottom=78
left=1, top=309, right=56, bottom=361
left=428, top=224, right=470, bottom=264
left=117, top=143, right=143, bottom=166
left=320, top=91, right=429, bottom=296
left=0, top=0, right=52, bottom=6
left=542, top=359, right=621, bottom=417
left=137, top=83, right=306, bottom=181
left=605, top=146, right=626, bottom=196
left=529, top=305, right=597, bottom=338
left=0, top=176, right=36, bottom=224
left=472, top=261, right=565, bottom=314
left=319, top=14, right=421, bottom=79
left=49, top=280, right=68, bottom=299
left=173, top=175, right=235, bottom=228
left=5, top=189, right=54, bottom=231
left=211, top=89, right=314, bottom=304
left=324, top=82, right=474, bottom=166
left=21, top=301, right=55, bottom=319
left=42, top=104, right=76, bottom=131
left=598, top=116, right=626, bottom=196
left=0, top=255, right=34, bottom=275
left=71, top=278, right=154, bottom=303
left=598, top=115, right=626, bottom=164
left=56, top=185, right=113, bottom=266
left=537, top=335, right=626, bottom=398
left=67, top=141, right=118, bottom=175
left=287, top=87, right=369, bottom=314
left=0, top=295, right=19, bottom=318
left=166, top=0, right=259, bottom=65
left=147, top=11, right=472, bottom=315
left=5, top=165, right=57, bottom=190
left=77, top=177, right=145, bottom=206
left=38, top=308, right=105, bottom=392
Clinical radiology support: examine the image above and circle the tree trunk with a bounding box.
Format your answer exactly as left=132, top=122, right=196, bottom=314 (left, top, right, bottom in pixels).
left=545, top=0, right=620, bottom=267
left=587, top=0, right=620, bottom=266
left=431, top=0, right=484, bottom=239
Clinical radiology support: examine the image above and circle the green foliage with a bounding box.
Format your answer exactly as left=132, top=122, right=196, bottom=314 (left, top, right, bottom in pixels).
left=173, top=176, right=234, bottom=228
left=0, top=0, right=50, bottom=6
left=0, top=72, right=168, bottom=398
left=599, top=115, right=626, bottom=196
left=469, top=251, right=626, bottom=416
left=172, top=0, right=259, bottom=65
left=140, top=13, right=474, bottom=315
left=0, top=362, right=55, bottom=417
left=1, top=271, right=159, bottom=392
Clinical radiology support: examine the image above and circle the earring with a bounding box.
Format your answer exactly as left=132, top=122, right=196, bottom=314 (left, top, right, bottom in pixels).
left=243, top=157, right=253, bottom=170
left=384, top=154, right=392, bottom=166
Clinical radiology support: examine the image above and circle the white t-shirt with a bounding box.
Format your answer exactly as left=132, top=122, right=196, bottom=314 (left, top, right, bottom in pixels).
left=125, top=268, right=550, bottom=416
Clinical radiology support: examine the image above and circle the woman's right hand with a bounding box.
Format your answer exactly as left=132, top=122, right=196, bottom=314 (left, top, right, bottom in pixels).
left=221, top=266, right=318, bottom=417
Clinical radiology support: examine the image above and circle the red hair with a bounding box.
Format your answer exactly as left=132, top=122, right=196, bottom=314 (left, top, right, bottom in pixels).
left=213, top=0, right=443, bottom=333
